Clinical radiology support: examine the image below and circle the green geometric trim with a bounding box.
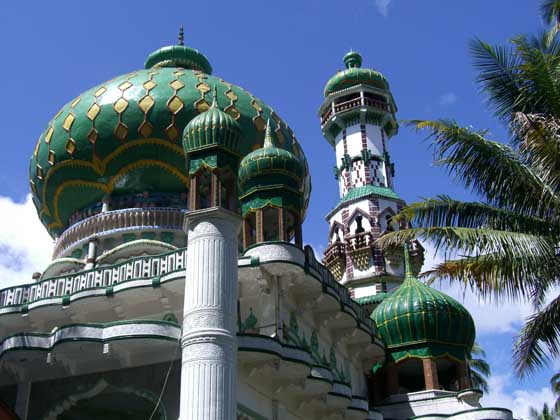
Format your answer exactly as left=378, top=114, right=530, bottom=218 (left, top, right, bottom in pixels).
left=341, top=185, right=400, bottom=203
left=355, top=293, right=388, bottom=305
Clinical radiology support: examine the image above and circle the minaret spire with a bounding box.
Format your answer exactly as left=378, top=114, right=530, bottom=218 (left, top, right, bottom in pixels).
left=263, top=119, right=276, bottom=148
left=403, top=242, right=413, bottom=278
left=178, top=25, right=185, bottom=46
left=211, top=84, right=219, bottom=108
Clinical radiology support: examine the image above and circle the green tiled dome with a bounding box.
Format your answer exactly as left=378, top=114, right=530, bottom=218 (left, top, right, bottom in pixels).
left=238, top=121, right=304, bottom=195
left=371, top=245, right=475, bottom=362
left=29, top=41, right=311, bottom=236
left=182, top=91, right=242, bottom=156
left=324, top=51, right=392, bottom=98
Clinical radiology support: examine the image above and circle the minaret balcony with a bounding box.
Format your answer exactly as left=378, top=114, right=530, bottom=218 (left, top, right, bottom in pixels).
left=323, top=241, right=346, bottom=280
left=320, top=95, right=391, bottom=127
left=346, top=232, right=374, bottom=271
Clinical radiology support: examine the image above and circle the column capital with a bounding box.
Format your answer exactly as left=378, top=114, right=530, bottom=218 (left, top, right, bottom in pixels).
left=183, top=206, right=242, bottom=233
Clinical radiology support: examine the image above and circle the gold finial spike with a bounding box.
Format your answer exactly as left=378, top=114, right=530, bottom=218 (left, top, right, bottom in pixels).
left=263, top=119, right=276, bottom=148
left=178, top=25, right=184, bottom=46
left=404, top=242, right=413, bottom=278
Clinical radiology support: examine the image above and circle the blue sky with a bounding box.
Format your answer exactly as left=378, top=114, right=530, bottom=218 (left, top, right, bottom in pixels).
left=0, top=0, right=557, bottom=416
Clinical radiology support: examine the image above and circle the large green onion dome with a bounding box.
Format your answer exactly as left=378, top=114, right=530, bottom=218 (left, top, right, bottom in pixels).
left=29, top=35, right=311, bottom=237
left=323, top=50, right=394, bottom=99
left=371, top=245, right=476, bottom=363
left=182, top=90, right=242, bottom=157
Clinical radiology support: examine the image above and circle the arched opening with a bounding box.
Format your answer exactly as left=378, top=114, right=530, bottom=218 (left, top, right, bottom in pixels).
left=242, top=212, right=257, bottom=249
left=262, top=207, right=279, bottom=241
left=396, top=358, right=425, bottom=393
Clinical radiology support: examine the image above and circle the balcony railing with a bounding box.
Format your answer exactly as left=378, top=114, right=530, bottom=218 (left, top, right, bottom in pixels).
left=53, top=208, right=186, bottom=259
left=346, top=232, right=374, bottom=252
left=321, top=95, right=391, bottom=126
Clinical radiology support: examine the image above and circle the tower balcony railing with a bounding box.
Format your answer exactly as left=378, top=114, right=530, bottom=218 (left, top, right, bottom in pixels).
left=321, top=96, right=391, bottom=126
left=346, top=232, right=374, bottom=252
left=53, top=207, right=186, bottom=259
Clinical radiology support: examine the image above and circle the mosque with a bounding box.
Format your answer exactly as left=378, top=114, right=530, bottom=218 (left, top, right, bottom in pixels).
left=0, top=30, right=515, bottom=419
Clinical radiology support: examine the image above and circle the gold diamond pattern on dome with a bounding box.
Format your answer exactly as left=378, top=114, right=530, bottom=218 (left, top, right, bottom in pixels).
left=195, top=98, right=210, bottom=113
left=251, top=99, right=263, bottom=113
left=48, top=150, right=56, bottom=166
left=45, top=126, right=54, bottom=144
left=225, top=104, right=240, bottom=120
left=65, top=138, right=76, bottom=155
left=139, top=121, right=153, bottom=138
left=118, top=81, right=132, bottom=91
left=169, top=79, right=185, bottom=90
left=252, top=115, right=266, bottom=132
left=275, top=127, right=285, bottom=146
left=87, top=103, right=101, bottom=121
left=138, top=75, right=157, bottom=138
left=62, top=113, right=75, bottom=132
left=143, top=80, right=156, bottom=91
left=87, top=128, right=98, bottom=144
left=70, top=97, right=81, bottom=108
left=225, top=89, right=238, bottom=102
left=94, top=87, right=107, bottom=98
left=167, top=96, right=184, bottom=114
left=114, top=123, right=128, bottom=141
left=36, top=164, right=43, bottom=181
left=195, top=82, right=210, bottom=94
left=113, top=98, right=129, bottom=113
left=165, top=125, right=179, bottom=141
left=138, top=95, right=155, bottom=113
left=30, top=179, right=37, bottom=195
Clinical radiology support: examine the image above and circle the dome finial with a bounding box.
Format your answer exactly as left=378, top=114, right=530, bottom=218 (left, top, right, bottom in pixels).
left=263, top=119, right=276, bottom=148
left=211, top=84, right=219, bottom=108
left=403, top=242, right=413, bottom=278
left=343, top=50, right=362, bottom=69
left=178, top=25, right=185, bottom=46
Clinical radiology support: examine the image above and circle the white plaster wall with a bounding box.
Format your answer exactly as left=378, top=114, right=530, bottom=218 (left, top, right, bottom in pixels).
left=353, top=284, right=380, bottom=299
left=237, top=380, right=273, bottom=419
left=345, top=125, right=363, bottom=158
left=365, top=124, right=385, bottom=157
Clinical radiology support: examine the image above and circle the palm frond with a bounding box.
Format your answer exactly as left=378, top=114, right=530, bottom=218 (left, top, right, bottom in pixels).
left=512, top=113, right=560, bottom=195
left=512, top=34, right=560, bottom=118
left=420, top=252, right=558, bottom=300
left=393, top=196, right=559, bottom=236
left=470, top=369, right=489, bottom=393
left=410, top=120, right=559, bottom=216
left=470, top=39, right=523, bottom=121
left=514, top=296, right=560, bottom=376
left=551, top=372, right=560, bottom=413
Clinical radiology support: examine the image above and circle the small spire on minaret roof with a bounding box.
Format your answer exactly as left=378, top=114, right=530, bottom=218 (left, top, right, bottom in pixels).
left=403, top=242, right=414, bottom=279
left=263, top=119, right=277, bottom=148
left=178, top=25, right=185, bottom=46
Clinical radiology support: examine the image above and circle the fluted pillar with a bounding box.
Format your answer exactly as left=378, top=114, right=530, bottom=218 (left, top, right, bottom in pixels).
left=180, top=207, right=241, bottom=420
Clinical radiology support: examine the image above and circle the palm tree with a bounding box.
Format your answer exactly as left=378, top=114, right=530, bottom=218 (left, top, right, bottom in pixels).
left=528, top=403, right=559, bottom=420
left=377, top=3, right=560, bottom=377
left=469, top=342, right=491, bottom=393
left=552, top=372, right=560, bottom=413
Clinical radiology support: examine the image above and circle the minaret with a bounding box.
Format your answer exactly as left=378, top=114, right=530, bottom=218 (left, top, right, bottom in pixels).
left=319, top=51, right=421, bottom=303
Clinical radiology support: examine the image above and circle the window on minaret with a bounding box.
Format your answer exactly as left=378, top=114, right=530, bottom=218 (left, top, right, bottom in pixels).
left=263, top=207, right=279, bottom=241
left=198, top=170, right=211, bottom=209
left=355, top=215, right=365, bottom=234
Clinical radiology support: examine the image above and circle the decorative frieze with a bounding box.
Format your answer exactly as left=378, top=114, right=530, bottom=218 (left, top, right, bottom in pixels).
left=0, top=248, right=187, bottom=309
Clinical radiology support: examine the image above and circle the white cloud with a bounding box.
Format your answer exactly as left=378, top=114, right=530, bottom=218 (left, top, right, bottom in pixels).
left=483, top=373, right=556, bottom=418
left=439, top=92, right=458, bottom=106
left=0, top=194, right=53, bottom=288
left=375, top=0, right=392, bottom=17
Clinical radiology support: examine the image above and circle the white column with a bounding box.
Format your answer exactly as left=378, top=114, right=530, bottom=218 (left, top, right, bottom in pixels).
left=84, top=237, right=98, bottom=270
left=180, top=207, right=241, bottom=420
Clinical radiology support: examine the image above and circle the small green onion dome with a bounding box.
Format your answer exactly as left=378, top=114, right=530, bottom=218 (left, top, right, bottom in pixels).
left=182, top=88, right=242, bottom=155
left=324, top=50, right=391, bottom=97
left=238, top=121, right=304, bottom=194
left=371, top=245, right=475, bottom=363
left=144, top=26, right=212, bottom=74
